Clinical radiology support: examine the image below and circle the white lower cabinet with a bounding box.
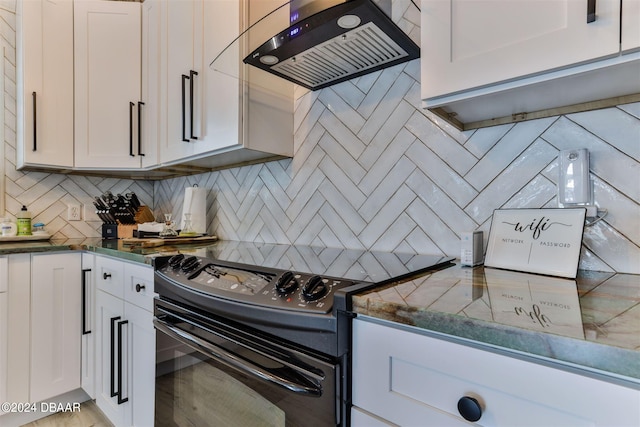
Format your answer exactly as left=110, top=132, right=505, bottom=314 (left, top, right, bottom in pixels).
left=95, top=256, right=155, bottom=427
left=30, top=253, right=82, bottom=403
left=1, top=252, right=84, bottom=424
left=81, top=253, right=96, bottom=399
left=0, top=256, right=7, bottom=406
left=352, top=317, right=640, bottom=427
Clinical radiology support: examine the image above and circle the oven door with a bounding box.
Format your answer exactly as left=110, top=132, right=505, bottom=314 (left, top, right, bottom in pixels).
left=154, top=299, right=341, bottom=427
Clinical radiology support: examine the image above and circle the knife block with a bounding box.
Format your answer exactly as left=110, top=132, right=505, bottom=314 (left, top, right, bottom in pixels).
left=102, top=223, right=118, bottom=240
left=102, top=206, right=156, bottom=239
left=134, top=206, right=155, bottom=224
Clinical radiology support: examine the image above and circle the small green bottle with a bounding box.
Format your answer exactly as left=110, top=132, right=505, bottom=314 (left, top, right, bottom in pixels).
left=17, top=205, right=32, bottom=236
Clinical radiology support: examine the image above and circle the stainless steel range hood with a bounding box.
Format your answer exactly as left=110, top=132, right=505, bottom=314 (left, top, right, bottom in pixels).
left=211, top=0, right=420, bottom=91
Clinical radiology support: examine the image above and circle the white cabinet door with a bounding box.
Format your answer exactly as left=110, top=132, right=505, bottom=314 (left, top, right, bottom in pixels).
left=123, top=262, right=154, bottom=312
left=0, top=291, right=6, bottom=407
left=421, top=0, right=622, bottom=100
left=94, top=256, right=155, bottom=427
left=5, top=254, right=30, bottom=404
left=96, top=290, right=127, bottom=427
left=81, top=253, right=96, bottom=399
left=353, top=317, right=640, bottom=427
left=125, top=302, right=155, bottom=427
left=141, top=0, right=161, bottom=169
left=18, top=0, right=74, bottom=168
left=74, top=0, right=143, bottom=169
left=96, top=253, right=125, bottom=299
left=160, top=0, right=243, bottom=164
left=200, top=0, right=241, bottom=153
left=0, top=256, right=7, bottom=407
left=30, top=253, right=82, bottom=403
left=159, top=0, right=203, bottom=163
left=622, top=0, right=640, bottom=52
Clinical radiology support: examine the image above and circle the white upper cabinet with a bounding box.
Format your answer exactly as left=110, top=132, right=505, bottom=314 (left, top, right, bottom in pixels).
left=17, top=0, right=292, bottom=176
left=622, top=0, right=640, bottom=52
left=17, top=0, right=74, bottom=169
left=74, top=0, right=145, bottom=169
left=422, top=0, right=621, bottom=99
left=159, top=0, right=207, bottom=163
left=159, top=0, right=243, bottom=164
left=421, top=0, right=640, bottom=129
left=141, top=0, right=161, bottom=169
left=158, top=0, right=293, bottom=169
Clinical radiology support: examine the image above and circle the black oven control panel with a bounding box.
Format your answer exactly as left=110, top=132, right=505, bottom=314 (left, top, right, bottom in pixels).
left=155, top=254, right=359, bottom=314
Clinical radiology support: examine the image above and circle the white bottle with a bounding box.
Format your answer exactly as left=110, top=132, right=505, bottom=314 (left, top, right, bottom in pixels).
left=0, top=218, right=17, bottom=237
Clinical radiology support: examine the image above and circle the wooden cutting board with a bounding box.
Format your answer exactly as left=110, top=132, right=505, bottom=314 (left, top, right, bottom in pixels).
left=122, top=235, right=218, bottom=248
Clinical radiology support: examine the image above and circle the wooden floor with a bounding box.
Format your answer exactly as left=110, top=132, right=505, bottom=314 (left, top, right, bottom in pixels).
left=20, top=401, right=113, bottom=427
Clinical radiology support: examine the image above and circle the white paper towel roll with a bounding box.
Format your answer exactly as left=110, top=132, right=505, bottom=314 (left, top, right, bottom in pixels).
left=181, top=186, right=207, bottom=234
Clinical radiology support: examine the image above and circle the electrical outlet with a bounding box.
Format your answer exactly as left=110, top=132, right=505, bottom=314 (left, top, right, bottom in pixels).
left=68, top=204, right=81, bottom=221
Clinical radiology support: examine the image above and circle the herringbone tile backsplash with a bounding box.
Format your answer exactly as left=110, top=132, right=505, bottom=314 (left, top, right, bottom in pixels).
left=2, top=2, right=639, bottom=274
left=155, top=71, right=640, bottom=274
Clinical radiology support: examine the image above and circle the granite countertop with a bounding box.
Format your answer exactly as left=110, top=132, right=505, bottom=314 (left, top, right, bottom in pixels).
left=353, top=263, right=640, bottom=383
left=0, top=237, right=195, bottom=264
left=2, top=238, right=638, bottom=383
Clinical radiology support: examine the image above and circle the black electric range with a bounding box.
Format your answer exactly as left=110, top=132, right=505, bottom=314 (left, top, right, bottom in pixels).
left=154, top=241, right=455, bottom=358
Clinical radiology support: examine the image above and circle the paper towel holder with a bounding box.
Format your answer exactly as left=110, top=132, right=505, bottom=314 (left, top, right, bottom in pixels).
left=181, top=184, right=207, bottom=235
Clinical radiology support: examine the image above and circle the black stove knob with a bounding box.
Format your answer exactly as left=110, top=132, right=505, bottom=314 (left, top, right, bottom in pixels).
left=302, top=275, right=328, bottom=301
left=275, top=271, right=299, bottom=295
left=180, top=256, right=200, bottom=273
left=168, top=254, right=185, bottom=269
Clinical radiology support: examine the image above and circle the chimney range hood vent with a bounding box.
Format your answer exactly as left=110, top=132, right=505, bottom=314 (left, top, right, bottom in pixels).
left=241, top=0, right=420, bottom=90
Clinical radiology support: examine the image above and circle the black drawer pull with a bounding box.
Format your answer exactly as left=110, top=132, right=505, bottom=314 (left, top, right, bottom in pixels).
left=189, top=70, right=198, bottom=140
left=103, top=272, right=112, bottom=280
left=32, top=91, right=37, bottom=151
left=135, top=283, right=146, bottom=293
left=181, top=74, right=189, bottom=142
left=110, top=316, right=121, bottom=398
left=138, top=101, right=145, bottom=156
left=129, top=102, right=135, bottom=156
left=458, top=396, right=482, bottom=422
left=81, top=268, right=92, bottom=335
left=587, top=0, right=596, bottom=22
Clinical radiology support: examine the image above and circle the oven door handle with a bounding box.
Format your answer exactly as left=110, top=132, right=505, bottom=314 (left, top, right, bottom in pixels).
left=153, top=318, right=322, bottom=396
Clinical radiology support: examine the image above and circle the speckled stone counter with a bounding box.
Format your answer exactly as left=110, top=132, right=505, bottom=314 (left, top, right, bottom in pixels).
left=0, top=237, right=199, bottom=264
left=353, top=263, right=640, bottom=383
left=3, top=239, right=638, bottom=383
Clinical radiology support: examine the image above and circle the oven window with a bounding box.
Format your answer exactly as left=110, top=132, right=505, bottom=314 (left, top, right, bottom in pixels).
left=155, top=326, right=339, bottom=426
left=156, top=350, right=285, bottom=426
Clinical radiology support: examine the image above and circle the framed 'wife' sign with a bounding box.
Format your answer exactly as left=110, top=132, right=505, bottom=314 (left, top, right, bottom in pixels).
left=485, top=208, right=586, bottom=278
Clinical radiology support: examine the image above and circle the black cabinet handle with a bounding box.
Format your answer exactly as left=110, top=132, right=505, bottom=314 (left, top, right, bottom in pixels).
left=189, top=70, right=198, bottom=140
left=129, top=102, right=135, bottom=157
left=81, top=268, right=92, bottom=335
left=137, top=101, right=145, bottom=156
left=181, top=74, right=189, bottom=142
left=32, top=91, right=37, bottom=151
left=135, top=283, right=146, bottom=293
left=458, top=396, right=482, bottom=422
left=103, top=272, right=112, bottom=280
left=117, top=320, right=129, bottom=404
left=587, top=0, right=596, bottom=22
left=110, top=316, right=121, bottom=398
